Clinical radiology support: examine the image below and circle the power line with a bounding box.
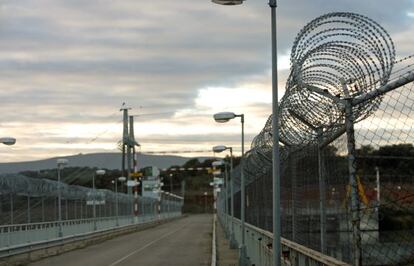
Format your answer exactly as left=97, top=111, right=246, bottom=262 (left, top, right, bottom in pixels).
left=138, top=150, right=213, bottom=154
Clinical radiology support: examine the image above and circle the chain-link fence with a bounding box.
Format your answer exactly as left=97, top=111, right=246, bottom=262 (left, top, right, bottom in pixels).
left=218, top=12, right=414, bottom=266
left=0, top=174, right=182, bottom=226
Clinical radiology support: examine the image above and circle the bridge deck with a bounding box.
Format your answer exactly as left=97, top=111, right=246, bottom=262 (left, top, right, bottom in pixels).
left=31, top=214, right=212, bottom=266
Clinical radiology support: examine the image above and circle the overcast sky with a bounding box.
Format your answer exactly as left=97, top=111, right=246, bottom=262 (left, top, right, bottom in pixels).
left=0, top=0, right=413, bottom=162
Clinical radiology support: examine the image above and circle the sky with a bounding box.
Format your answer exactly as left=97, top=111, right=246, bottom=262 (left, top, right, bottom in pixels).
left=0, top=0, right=414, bottom=162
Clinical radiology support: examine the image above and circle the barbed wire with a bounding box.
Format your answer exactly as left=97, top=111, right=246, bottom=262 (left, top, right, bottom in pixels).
left=231, top=12, right=414, bottom=265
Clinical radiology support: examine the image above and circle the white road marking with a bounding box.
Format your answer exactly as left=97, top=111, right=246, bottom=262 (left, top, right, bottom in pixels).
left=108, top=223, right=190, bottom=266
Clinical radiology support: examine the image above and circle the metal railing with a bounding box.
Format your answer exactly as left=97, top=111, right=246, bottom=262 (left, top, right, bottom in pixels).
left=0, top=210, right=182, bottom=257
left=218, top=211, right=350, bottom=266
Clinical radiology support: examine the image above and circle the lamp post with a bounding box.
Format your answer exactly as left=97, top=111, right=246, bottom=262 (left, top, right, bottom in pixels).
left=169, top=173, right=173, bottom=193
left=93, top=169, right=106, bottom=230
left=213, top=145, right=237, bottom=248
left=57, top=158, right=68, bottom=237
left=211, top=1, right=280, bottom=265
left=118, top=176, right=127, bottom=192
left=213, top=112, right=247, bottom=263
left=204, top=191, right=208, bottom=213
left=114, top=177, right=125, bottom=226
left=2, top=137, right=16, bottom=225
left=165, top=192, right=170, bottom=217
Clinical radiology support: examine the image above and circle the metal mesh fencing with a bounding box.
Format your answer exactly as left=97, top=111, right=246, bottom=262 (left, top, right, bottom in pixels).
left=0, top=174, right=182, bottom=225
left=218, top=12, right=414, bottom=266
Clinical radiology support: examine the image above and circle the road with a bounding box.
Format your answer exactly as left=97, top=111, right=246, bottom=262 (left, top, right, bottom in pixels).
left=31, top=214, right=212, bottom=266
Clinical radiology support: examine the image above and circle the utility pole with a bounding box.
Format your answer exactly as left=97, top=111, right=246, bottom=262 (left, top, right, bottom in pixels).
left=129, top=116, right=140, bottom=222
left=120, top=106, right=130, bottom=184
left=129, top=116, right=138, bottom=174
left=127, top=121, right=132, bottom=196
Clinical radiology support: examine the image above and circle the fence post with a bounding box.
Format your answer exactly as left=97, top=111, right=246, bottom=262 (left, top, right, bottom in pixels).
left=54, top=197, right=57, bottom=221
left=290, top=154, right=297, bottom=242
left=66, top=199, right=69, bottom=220
left=229, top=155, right=237, bottom=249
left=74, top=199, right=77, bottom=219
left=224, top=163, right=229, bottom=237
left=27, top=195, right=31, bottom=224
left=0, top=195, right=2, bottom=224
left=317, top=128, right=327, bottom=254
left=80, top=199, right=83, bottom=219
left=10, top=193, right=13, bottom=224
left=344, top=89, right=362, bottom=266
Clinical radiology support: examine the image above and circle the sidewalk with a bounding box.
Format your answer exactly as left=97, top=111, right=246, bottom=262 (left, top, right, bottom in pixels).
left=216, top=222, right=238, bottom=266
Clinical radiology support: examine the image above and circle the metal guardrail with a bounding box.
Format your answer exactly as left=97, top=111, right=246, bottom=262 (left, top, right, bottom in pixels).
left=0, top=211, right=182, bottom=258
left=218, top=213, right=351, bottom=266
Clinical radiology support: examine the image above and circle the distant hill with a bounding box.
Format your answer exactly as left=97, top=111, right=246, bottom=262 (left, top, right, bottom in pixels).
left=0, top=153, right=212, bottom=174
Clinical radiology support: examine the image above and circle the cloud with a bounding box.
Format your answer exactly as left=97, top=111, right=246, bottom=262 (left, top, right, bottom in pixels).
left=0, top=0, right=413, bottom=162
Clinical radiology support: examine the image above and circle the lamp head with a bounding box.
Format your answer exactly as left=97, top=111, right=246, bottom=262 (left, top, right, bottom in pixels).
left=212, top=0, right=244, bottom=5
left=118, top=176, right=127, bottom=182
left=0, top=137, right=16, bottom=146
left=57, top=158, right=68, bottom=167
left=212, top=160, right=225, bottom=167
left=213, top=112, right=236, bottom=123
left=212, top=145, right=227, bottom=153
left=96, top=169, right=106, bottom=176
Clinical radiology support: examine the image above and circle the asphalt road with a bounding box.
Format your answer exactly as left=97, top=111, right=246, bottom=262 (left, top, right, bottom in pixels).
left=31, top=214, right=213, bottom=266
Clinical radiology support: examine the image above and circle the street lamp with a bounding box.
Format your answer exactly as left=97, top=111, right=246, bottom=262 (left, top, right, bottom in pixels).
left=93, top=169, right=106, bottom=230
left=213, top=112, right=238, bottom=123
left=211, top=1, right=281, bottom=265
left=212, top=145, right=237, bottom=249
left=57, top=158, right=68, bottom=237
left=0, top=137, right=16, bottom=146
left=212, top=160, right=224, bottom=168
left=213, top=111, right=247, bottom=263
left=212, top=145, right=228, bottom=153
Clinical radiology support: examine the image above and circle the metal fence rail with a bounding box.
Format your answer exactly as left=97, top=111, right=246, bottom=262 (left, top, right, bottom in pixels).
left=0, top=212, right=182, bottom=257
left=217, top=211, right=350, bottom=266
